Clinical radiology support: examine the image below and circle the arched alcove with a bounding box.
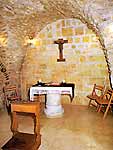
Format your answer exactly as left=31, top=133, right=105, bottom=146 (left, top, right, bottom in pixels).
left=21, top=18, right=109, bottom=105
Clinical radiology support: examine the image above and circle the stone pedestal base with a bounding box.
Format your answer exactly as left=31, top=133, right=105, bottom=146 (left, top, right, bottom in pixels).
left=44, top=93, right=64, bottom=118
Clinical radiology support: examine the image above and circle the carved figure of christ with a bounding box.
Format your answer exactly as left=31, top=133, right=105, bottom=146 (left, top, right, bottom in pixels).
left=54, top=38, right=68, bottom=61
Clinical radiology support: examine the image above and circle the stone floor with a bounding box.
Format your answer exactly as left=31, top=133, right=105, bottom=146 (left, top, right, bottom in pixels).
left=0, top=104, right=113, bottom=150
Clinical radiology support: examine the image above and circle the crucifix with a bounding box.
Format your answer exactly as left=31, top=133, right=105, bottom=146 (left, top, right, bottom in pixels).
left=54, top=38, right=68, bottom=62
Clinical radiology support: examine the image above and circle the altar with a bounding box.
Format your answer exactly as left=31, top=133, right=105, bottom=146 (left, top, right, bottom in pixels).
left=30, top=82, right=75, bottom=118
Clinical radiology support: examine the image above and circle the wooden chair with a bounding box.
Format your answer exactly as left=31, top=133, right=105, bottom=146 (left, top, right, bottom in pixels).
left=87, top=84, right=106, bottom=108
left=2, top=101, right=41, bottom=150
left=95, top=88, right=113, bottom=119
left=3, top=86, right=21, bottom=114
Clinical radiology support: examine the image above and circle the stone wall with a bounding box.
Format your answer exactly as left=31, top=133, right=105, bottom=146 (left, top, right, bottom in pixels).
left=21, top=18, right=109, bottom=105
left=0, top=0, right=113, bottom=106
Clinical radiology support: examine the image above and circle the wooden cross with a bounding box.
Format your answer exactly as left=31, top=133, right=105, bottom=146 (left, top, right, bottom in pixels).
left=54, top=38, right=68, bottom=62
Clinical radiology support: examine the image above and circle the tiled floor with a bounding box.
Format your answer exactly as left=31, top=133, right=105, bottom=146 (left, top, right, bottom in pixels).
left=0, top=104, right=113, bottom=150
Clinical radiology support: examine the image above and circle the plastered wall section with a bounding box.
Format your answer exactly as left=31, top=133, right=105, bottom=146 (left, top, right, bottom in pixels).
left=21, top=19, right=109, bottom=105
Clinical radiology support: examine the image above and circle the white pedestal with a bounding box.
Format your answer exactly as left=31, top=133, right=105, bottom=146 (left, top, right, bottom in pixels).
left=44, top=93, right=64, bottom=118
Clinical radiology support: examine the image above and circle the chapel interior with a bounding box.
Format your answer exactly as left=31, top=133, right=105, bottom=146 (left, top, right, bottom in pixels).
left=0, top=0, right=113, bottom=150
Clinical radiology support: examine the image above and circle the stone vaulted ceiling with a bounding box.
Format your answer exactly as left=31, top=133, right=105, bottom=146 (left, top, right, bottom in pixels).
left=0, top=0, right=113, bottom=86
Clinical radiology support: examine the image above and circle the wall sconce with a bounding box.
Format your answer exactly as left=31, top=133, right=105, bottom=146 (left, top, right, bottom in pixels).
left=0, top=37, right=7, bottom=47
left=24, top=38, right=39, bottom=48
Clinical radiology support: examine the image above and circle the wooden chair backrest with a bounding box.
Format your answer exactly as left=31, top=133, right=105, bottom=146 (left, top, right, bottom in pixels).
left=3, top=86, right=20, bottom=101
left=92, top=84, right=105, bottom=97
left=103, top=88, right=113, bottom=101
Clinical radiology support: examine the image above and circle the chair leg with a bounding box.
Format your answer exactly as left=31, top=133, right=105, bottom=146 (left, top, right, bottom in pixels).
left=103, top=103, right=111, bottom=119
left=97, top=104, right=102, bottom=113
left=88, top=99, right=91, bottom=108
left=96, top=104, right=99, bottom=112
left=6, top=100, right=11, bottom=115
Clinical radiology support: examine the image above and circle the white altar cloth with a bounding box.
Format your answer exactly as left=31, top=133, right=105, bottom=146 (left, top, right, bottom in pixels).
left=30, top=86, right=73, bottom=101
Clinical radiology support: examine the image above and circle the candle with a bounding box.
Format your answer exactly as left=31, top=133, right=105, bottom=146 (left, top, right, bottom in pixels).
left=39, top=79, right=42, bottom=82
left=62, top=80, right=65, bottom=83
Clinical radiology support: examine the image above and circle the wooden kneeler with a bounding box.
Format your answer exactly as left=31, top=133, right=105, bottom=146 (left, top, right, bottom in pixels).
left=2, top=101, right=41, bottom=150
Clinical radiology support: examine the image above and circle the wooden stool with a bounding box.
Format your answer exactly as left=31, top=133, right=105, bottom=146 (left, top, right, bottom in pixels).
left=2, top=101, right=41, bottom=150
